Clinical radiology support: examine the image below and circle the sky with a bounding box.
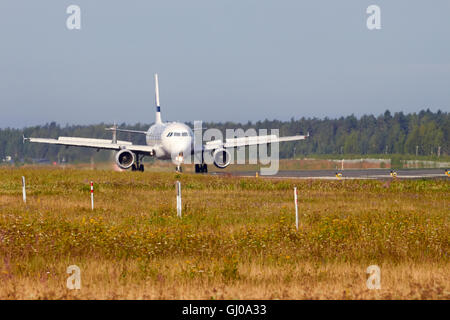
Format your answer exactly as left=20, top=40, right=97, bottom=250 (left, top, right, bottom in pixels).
left=0, top=0, right=449, bottom=128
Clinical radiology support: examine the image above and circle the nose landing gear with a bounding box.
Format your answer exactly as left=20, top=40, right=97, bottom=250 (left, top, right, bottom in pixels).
left=175, top=152, right=184, bottom=173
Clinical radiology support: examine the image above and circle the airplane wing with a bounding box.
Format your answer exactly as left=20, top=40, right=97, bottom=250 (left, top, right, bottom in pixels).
left=26, top=136, right=155, bottom=153
left=105, top=128, right=148, bottom=135
left=203, top=133, right=308, bottom=151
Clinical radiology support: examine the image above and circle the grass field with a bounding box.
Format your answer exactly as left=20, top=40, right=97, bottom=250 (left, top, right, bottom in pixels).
left=0, top=167, right=448, bottom=299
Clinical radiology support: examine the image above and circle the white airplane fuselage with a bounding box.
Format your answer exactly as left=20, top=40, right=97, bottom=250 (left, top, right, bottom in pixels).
left=145, top=121, right=194, bottom=162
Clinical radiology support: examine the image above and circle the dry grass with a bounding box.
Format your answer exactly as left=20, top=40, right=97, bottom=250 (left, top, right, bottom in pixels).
left=0, top=167, right=448, bottom=299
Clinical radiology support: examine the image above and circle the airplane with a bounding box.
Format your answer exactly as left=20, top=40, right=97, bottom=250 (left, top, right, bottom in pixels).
left=25, top=74, right=308, bottom=173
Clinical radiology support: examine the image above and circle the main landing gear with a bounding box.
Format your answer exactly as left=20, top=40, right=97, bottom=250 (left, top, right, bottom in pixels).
left=132, top=164, right=144, bottom=172
left=131, top=155, right=145, bottom=172
left=195, top=164, right=208, bottom=173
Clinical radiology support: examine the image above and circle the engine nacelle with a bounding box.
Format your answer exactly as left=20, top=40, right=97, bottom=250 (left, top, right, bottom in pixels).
left=212, top=148, right=231, bottom=169
left=115, top=149, right=136, bottom=169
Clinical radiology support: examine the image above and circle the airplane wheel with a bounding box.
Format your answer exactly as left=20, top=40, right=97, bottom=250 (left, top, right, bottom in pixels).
left=131, top=164, right=137, bottom=171
left=203, top=164, right=208, bottom=173
left=195, top=164, right=200, bottom=173
left=139, top=164, right=144, bottom=172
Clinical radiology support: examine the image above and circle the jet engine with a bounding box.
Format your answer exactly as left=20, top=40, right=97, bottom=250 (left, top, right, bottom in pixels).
left=115, top=149, right=136, bottom=169
left=212, top=148, right=231, bottom=169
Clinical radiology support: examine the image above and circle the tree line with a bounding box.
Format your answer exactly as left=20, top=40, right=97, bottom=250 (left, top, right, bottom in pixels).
left=0, top=109, right=448, bottom=163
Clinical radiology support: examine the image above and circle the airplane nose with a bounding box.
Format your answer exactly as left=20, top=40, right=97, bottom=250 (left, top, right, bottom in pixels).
left=174, top=139, right=191, bottom=154
left=166, top=137, right=192, bottom=157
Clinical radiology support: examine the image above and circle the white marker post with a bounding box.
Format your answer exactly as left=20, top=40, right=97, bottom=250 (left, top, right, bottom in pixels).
left=22, top=176, right=26, bottom=204
left=176, top=181, right=182, bottom=218
left=90, top=181, right=94, bottom=210
left=294, top=186, right=298, bottom=231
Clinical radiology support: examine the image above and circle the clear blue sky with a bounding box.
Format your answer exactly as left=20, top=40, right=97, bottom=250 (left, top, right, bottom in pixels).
left=0, top=0, right=449, bottom=128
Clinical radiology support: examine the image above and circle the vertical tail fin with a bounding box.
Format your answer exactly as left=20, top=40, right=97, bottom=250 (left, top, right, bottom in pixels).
left=155, top=73, right=162, bottom=124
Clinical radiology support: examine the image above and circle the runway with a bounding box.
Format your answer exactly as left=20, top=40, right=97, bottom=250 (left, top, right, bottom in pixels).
left=211, top=168, right=449, bottom=180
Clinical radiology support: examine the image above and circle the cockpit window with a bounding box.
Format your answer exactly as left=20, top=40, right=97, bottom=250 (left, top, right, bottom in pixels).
left=167, top=131, right=190, bottom=137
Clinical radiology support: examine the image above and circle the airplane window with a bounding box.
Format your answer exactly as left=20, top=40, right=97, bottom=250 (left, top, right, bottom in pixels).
left=182, top=132, right=188, bottom=136
left=167, top=132, right=173, bottom=137
left=174, top=132, right=181, bottom=136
